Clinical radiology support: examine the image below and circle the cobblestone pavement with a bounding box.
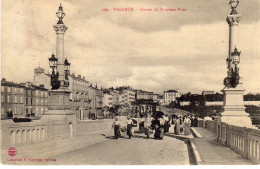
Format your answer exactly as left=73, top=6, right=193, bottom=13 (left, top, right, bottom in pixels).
left=49, top=132, right=190, bottom=165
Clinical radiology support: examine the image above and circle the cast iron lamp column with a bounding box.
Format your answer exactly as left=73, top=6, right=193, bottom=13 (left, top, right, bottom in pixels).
left=220, top=0, right=253, bottom=128
left=53, top=4, right=69, bottom=90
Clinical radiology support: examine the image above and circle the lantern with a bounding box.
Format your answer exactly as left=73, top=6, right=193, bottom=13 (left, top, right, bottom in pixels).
left=56, top=4, right=65, bottom=24
left=64, top=58, right=71, bottom=72
left=229, top=0, right=239, bottom=14
left=48, top=53, right=58, bottom=69
left=231, top=47, right=241, bottom=66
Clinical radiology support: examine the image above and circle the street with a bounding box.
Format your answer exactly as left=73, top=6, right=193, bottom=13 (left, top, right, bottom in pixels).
left=49, top=131, right=191, bottom=165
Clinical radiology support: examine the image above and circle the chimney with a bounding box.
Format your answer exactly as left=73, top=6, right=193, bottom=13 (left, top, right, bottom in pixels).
left=2, top=78, right=6, bottom=81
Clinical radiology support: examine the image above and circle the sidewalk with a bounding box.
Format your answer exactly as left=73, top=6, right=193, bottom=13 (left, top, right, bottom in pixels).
left=1, top=129, right=111, bottom=165
left=191, top=127, right=253, bottom=165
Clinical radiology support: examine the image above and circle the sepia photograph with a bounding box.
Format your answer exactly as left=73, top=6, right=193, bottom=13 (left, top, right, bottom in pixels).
left=1, top=0, right=260, bottom=165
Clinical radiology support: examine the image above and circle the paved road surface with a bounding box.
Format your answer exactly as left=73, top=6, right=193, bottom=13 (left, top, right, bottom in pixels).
left=49, top=132, right=190, bottom=165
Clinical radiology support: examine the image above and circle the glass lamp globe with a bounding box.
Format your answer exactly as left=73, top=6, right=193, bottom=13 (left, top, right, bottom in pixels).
left=231, top=48, right=240, bottom=65
left=229, top=0, right=239, bottom=9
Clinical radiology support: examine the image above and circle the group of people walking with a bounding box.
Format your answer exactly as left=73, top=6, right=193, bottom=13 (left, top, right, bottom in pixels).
left=172, top=115, right=198, bottom=135
left=112, top=114, right=172, bottom=140
left=112, top=114, right=198, bottom=139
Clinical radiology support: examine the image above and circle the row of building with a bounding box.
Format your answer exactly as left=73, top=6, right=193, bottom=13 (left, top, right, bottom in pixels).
left=1, top=79, right=48, bottom=119
left=1, top=66, right=181, bottom=120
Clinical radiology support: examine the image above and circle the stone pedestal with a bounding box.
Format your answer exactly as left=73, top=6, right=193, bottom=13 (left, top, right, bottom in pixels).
left=221, top=78, right=253, bottom=128
left=42, top=89, right=77, bottom=139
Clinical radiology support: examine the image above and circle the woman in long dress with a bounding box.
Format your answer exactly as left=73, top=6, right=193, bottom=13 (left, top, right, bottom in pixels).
left=184, top=116, right=191, bottom=135
left=163, top=115, right=170, bottom=133
left=151, top=118, right=161, bottom=139
left=174, top=117, right=180, bottom=135
left=144, top=115, right=152, bottom=139
left=112, top=117, right=121, bottom=139
left=139, top=117, right=145, bottom=132
left=126, top=117, right=133, bottom=139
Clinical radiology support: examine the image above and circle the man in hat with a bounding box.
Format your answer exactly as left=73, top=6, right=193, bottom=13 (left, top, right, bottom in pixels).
left=126, top=117, right=133, bottom=139
left=112, top=116, right=121, bottom=139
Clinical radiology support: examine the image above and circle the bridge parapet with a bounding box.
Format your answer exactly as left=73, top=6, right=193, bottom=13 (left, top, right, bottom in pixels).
left=198, top=119, right=260, bottom=164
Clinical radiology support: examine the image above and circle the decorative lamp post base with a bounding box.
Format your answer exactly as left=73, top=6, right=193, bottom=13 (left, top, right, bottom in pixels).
left=41, top=90, right=76, bottom=140
left=221, top=78, right=254, bottom=128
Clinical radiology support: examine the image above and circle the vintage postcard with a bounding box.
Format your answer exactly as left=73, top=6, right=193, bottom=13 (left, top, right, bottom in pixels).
left=1, top=0, right=260, bottom=165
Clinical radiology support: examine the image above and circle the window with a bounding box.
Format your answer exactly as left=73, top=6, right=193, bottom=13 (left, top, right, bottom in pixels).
left=1, top=95, right=4, bottom=102
left=14, top=106, right=17, bottom=115
left=20, top=88, right=23, bottom=93
left=26, top=98, right=28, bottom=105
left=20, top=96, right=23, bottom=103
left=1, top=86, right=4, bottom=92
left=14, top=96, right=17, bottom=103
left=1, top=107, right=5, bottom=116
left=14, top=88, right=17, bottom=92
left=31, top=98, right=33, bottom=105
left=7, top=95, right=11, bottom=103
left=35, top=99, right=38, bottom=104
left=7, top=87, right=11, bottom=92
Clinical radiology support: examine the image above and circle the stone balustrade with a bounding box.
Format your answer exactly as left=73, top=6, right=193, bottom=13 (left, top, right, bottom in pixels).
left=198, top=119, right=260, bottom=164
left=1, top=118, right=113, bottom=150
left=1, top=120, right=48, bottom=149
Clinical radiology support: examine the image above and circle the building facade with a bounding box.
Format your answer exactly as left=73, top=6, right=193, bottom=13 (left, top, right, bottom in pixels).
left=135, top=90, right=158, bottom=102
left=95, top=88, right=104, bottom=118
left=68, top=74, right=92, bottom=120
left=1, top=79, right=25, bottom=119
left=103, top=92, right=113, bottom=108
left=1, top=79, right=48, bottom=120
left=163, top=90, right=181, bottom=104
left=33, top=66, right=51, bottom=90
left=202, top=91, right=215, bottom=95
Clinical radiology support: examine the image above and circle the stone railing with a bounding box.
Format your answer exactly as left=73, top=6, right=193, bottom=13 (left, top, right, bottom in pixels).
left=198, top=119, right=260, bottom=164
left=1, top=120, right=48, bottom=149
left=1, top=118, right=113, bottom=150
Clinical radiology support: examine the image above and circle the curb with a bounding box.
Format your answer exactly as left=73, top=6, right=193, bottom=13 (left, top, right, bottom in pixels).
left=188, top=139, right=202, bottom=165
left=191, top=127, right=202, bottom=138
left=188, top=129, right=203, bottom=165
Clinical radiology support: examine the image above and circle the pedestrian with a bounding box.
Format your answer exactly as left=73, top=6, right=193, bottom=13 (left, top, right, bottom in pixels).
left=184, top=116, right=191, bottom=135
left=139, top=116, right=145, bottom=132
left=144, top=114, right=152, bottom=139
left=179, top=116, right=184, bottom=133
left=174, top=117, right=180, bottom=135
left=194, top=116, right=198, bottom=127
left=112, top=116, right=121, bottom=139
left=126, top=117, right=133, bottom=139
left=163, top=115, right=170, bottom=133
left=158, top=117, right=165, bottom=139
left=151, top=117, right=161, bottom=140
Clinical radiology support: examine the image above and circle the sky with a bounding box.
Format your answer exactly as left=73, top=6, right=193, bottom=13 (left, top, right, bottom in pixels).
left=1, top=0, right=260, bottom=94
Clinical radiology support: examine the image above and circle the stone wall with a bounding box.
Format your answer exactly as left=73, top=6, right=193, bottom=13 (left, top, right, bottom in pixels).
left=1, top=117, right=113, bottom=150
left=198, top=119, right=260, bottom=164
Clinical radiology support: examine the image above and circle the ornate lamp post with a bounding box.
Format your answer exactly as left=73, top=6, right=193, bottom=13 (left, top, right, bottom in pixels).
left=230, top=47, right=241, bottom=87
left=45, top=4, right=75, bottom=115
left=64, top=58, right=71, bottom=80
left=43, top=4, right=76, bottom=139
left=220, top=0, right=252, bottom=128
left=49, top=53, right=60, bottom=89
